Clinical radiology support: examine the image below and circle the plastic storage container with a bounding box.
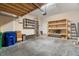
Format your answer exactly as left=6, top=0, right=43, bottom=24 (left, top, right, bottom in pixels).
left=2, top=32, right=16, bottom=46
left=0, top=32, right=2, bottom=48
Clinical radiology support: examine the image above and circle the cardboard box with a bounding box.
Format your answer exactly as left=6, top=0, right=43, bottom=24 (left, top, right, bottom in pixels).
left=16, top=31, right=22, bottom=42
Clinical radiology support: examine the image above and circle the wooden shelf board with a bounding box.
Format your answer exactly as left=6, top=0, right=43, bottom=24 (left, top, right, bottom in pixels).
left=48, top=28, right=67, bottom=30
left=48, top=33, right=67, bottom=35
left=48, top=19, right=67, bottom=23
left=49, top=23, right=66, bottom=26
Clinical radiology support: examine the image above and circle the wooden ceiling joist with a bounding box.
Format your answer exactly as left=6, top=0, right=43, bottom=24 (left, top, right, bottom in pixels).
left=0, top=3, right=44, bottom=16
left=0, top=5, right=23, bottom=16
left=32, top=3, right=43, bottom=11
left=2, top=4, right=26, bottom=14
left=0, top=8, right=21, bottom=16
left=21, top=4, right=34, bottom=11
left=11, top=4, right=30, bottom=12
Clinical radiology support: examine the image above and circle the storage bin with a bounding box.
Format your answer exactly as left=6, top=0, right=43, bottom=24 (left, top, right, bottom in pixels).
left=2, top=32, right=16, bottom=46
left=0, top=32, right=2, bottom=48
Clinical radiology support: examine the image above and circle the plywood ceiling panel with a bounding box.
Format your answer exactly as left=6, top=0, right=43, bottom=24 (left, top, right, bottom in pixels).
left=0, top=3, right=44, bottom=16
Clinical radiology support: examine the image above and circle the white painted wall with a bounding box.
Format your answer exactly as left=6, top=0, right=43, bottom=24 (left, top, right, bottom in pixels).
left=0, top=14, right=36, bottom=35
left=0, top=15, right=15, bottom=32
left=0, top=20, right=14, bottom=32
left=14, top=14, right=36, bottom=35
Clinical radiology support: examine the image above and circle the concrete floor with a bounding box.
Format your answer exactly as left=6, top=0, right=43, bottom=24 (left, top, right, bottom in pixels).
left=0, top=35, right=79, bottom=56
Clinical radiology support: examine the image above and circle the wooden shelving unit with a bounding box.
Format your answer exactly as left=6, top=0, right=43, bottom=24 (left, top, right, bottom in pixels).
left=48, top=19, right=70, bottom=39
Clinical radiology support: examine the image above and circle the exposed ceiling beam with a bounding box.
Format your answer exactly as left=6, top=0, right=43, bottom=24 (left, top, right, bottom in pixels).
left=13, top=3, right=30, bottom=12
left=32, top=3, right=44, bottom=12
left=0, top=5, right=23, bottom=16
left=2, top=4, right=26, bottom=14
left=0, top=3, right=44, bottom=16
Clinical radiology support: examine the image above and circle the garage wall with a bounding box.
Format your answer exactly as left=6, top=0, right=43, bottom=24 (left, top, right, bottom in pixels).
left=14, top=14, right=36, bottom=35
left=0, top=21, right=14, bottom=32
left=39, top=11, right=79, bottom=35
left=0, top=14, right=36, bottom=35
left=0, top=15, right=15, bottom=32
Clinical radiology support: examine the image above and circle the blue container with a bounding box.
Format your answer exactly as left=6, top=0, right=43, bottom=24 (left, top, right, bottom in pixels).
left=2, top=32, right=16, bottom=46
